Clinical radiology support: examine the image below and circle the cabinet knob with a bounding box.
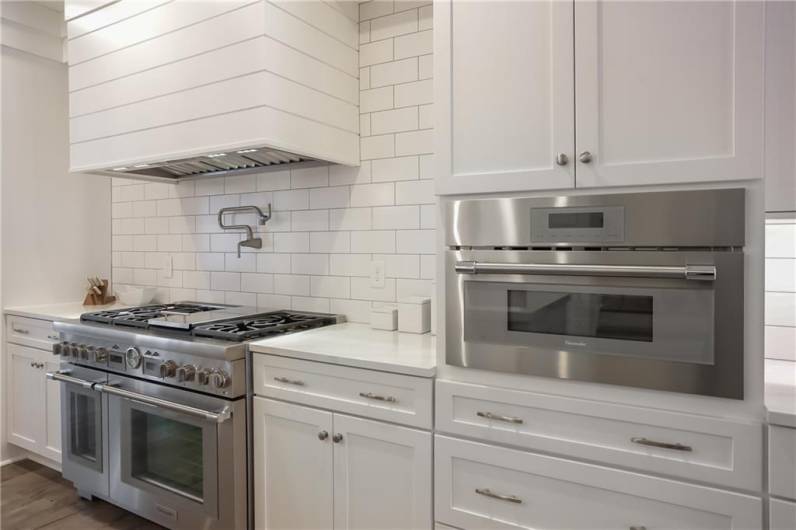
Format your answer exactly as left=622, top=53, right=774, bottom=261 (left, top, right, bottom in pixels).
left=333, top=433, right=343, bottom=443
left=578, top=151, right=593, bottom=163
left=318, top=430, right=329, bottom=441
left=555, top=153, right=569, bottom=166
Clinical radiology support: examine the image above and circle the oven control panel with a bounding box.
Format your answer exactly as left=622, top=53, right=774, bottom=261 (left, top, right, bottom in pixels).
left=530, top=205, right=625, bottom=244
left=53, top=338, right=243, bottom=398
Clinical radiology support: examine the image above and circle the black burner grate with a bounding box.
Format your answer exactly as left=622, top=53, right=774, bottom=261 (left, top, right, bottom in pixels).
left=192, top=311, right=337, bottom=341
left=81, top=303, right=225, bottom=328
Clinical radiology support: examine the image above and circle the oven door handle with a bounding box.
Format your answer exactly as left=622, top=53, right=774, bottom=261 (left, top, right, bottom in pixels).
left=46, top=369, right=98, bottom=390
left=94, top=383, right=232, bottom=424
left=454, top=261, right=716, bottom=281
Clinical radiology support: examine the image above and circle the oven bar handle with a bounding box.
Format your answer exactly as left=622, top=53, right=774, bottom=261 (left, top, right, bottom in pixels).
left=47, top=370, right=97, bottom=390
left=454, top=261, right=716, bottom=281
left=93, top=383, right=232, bottom=424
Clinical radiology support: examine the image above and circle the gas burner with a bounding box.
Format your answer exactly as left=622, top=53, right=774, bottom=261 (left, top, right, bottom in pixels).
left=81, top=303, right=229, bottom=328
left=193, top=311, right=338, bottom=341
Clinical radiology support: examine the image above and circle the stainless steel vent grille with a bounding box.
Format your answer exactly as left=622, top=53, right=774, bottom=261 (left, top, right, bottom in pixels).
left=111, top=147, right=315, bottom=181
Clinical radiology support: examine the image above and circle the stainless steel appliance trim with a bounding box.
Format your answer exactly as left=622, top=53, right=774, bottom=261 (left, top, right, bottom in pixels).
left=630, top=437, right=693, bottom=452
left=47, top=370, right=97, bottom=390
left=476, top=411, right=524, bottom=424
left=455, top=261, right=717, bottom=281
left=94, top=383, right=232, bottom=423
left=474, top=488, right=522, bottom=504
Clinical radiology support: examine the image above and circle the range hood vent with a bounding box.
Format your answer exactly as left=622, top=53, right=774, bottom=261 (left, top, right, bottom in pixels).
left=109, top=147, right=318, bottom=181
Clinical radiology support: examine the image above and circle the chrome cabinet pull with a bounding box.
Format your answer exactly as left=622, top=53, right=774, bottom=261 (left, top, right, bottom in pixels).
left=318, top=431, right=329, bottom=441
left=359, top=392, right=397, bottom=403
left=47, top=334, right=59, bottom=341
left=12, top=326, right=29, bottom=334
left=477, top=411, right=524, bottom=424
left=273, top=376, right=305, bottom=386
left=631, top=437, right=692, bottom=452
left=455, top=261, right=716, bottom=282
left=333, top=433, right=343, bottom=443
left=629, top=526, right=647, bottom=530
left=578, top=150, right=592, bottom=163
left=555, top=153, right=569, bottom=166
left=475, top=488, right=522, bottom=504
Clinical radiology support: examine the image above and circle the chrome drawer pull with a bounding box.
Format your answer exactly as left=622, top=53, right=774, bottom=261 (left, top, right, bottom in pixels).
left=359, top=392, right=397, bottom=403
left=477, top=411, right=524, bottom=424
left=475, top=488, right=522, bottom=504
left=629, top=526, right=647, bottom=530
left=12, top=326, right=29, bottom=334
left=47, top=334, right=59, bottom=341
left=273, top=376, right=305, bottom=386
left=631, top=437, right=692, bottom=452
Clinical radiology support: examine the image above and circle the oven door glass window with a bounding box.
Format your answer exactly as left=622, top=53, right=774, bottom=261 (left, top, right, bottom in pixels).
left=130, top=410, right=204, bottom=502
left=66, top=385, right=103, bottom=472
left=464, top=281, right=715, bottom=365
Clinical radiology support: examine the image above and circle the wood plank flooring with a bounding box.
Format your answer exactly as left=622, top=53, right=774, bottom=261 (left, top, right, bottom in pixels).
left=1, top=459, right=163, bottom=530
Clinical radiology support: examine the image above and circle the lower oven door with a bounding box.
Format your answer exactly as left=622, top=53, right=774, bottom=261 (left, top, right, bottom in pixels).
left=447, top=250, right=744, bottom=398
left=102, top=375, right=244, bottom=530
left=49, top=365, right=109, bottom=496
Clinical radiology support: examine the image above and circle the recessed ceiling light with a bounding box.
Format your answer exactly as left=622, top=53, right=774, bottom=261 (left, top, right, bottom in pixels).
left=133, top=164, right=149, bottom=168
left=237, top=149, right=258, bottom=153
left=112, top=167, right=128, bottom=171
left=207, top=153, right=227, bottom=158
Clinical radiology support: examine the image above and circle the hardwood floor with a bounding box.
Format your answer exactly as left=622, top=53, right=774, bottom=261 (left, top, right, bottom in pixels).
left=0, top=460, right=163, bottom=530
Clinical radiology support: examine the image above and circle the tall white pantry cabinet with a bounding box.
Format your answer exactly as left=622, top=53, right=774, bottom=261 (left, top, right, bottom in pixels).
left=434, top=0, right=765, bottom=194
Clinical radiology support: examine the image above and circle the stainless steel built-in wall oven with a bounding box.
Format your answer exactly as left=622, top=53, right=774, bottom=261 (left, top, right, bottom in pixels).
left=445, top=189, right=746, bottom=399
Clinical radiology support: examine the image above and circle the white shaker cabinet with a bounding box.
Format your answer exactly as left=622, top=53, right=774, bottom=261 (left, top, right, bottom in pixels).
left=574, top=1, right=764, bottom=188
left=435, top=0, right=575, bottom=195
left=435, top=0, right=765, bottom=195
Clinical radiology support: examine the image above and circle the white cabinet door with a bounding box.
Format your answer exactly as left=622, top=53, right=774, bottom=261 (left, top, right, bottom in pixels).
left=43, top=358, right=62, bottom=460
left=574, top=0, right=765, bottom=188
left=7, top=344, right=45, bottom=451
left=333, top=413, right=432, bottom=530
left=253, top=397, right=334, bottom=530
left=435, top=0, right=575, bottom=195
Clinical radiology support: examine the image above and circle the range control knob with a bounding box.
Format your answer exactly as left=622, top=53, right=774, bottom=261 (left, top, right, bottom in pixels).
left=53, top=342, right=65, bottom=355
left=210, top=370, right=231, bottom=389
left=79, top=345, right=89, bottom=360
left=125, top=347, right=142, bottom=369
left=196, top=369, right=212, bottom=386
left=159, top=360, right=178, bottom=379
left=94, top=347, right=108, bottom=363
left=176, top=364, right=196, bottom=383
left=70, top=343, right=80, bottom=357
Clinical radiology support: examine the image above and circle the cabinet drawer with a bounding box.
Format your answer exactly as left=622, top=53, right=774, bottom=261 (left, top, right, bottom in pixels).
left=435, top=435, right=762, bottom=530
left=770, top=499, right=796, bottom=530
left=436, top=379, right=762, bottom=491
left=6, top=315, right=58, bottom=350
left=252, top=354, right=433, bottom=429
left=769, top=425, right=796, bottom=500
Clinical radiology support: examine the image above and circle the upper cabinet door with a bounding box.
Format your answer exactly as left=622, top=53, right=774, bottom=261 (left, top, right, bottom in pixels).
left=574, top=1, right=765, bottom=188
left=435, top=0, right=575, bottom=195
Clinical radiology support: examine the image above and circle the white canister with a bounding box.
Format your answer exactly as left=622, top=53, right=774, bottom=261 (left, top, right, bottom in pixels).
left=370, top=306, right=398, bottom=331
left=397, top=296, right=431, bottom=334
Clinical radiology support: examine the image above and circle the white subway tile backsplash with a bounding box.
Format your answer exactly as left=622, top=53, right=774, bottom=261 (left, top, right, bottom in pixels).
left=766, top=259, right=796, bottom=292
left=371, top=107, right=419, bottom=134
left=350, top=183, right=395, bottom=206
left=767, top=223, right=796, bottom=258
left=370, top=57, right=418, bottom=88
left=765, top=222, right=796, bottom=360
left=370, top=9, right=417, bottom=41
left=766, top=292, right=796, bottom=327
left=766, top=325, right=796, bottom=361
left=112, top=6, right=435, bottom=325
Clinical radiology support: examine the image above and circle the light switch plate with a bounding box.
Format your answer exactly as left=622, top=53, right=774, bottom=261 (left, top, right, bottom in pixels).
left=370, top=260, right=385, bottom=288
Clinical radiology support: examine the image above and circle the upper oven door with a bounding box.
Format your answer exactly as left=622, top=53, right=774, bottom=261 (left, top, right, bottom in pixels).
left=446, top=249, right=744, bottom=399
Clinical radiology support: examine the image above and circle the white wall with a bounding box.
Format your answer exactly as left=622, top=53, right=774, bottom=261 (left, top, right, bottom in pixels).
left=0, top=4, right=111, bottom=462
left=110, top=0, right=434, bottom=321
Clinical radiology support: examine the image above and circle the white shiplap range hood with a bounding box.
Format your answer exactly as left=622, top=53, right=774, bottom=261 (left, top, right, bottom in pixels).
left=65, top=0, right=359, bottom=182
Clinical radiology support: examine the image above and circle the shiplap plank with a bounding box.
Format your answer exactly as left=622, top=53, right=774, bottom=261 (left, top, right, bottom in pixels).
left=70, top=34, right=357, bottom=116
left=70, top=105, right=358, bottom=170
left=272, top=0, right=358, bottom=49
left=68, top=0, right=253, bottom=64
left=64, top=0, right=116, bottom=22
left=324, top=0, right=358, bottom=23
left=68, top=2, right=264, bottom=90
left=67, top=0, right=171, bottom=40
left=264, top=1, right=358, bottom=77
left=71, top=70, right=357, bottom=142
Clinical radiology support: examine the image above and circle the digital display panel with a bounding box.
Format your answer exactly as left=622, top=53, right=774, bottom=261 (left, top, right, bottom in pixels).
left=548, top=212, right=604, bottom=229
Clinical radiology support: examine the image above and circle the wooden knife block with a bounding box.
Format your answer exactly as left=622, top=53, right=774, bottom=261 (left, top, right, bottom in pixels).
left=83, top=279, right=116, bottom=306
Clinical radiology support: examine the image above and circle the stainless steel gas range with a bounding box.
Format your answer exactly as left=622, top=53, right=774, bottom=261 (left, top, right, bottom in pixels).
left=47, top=303, right=342, bottom=530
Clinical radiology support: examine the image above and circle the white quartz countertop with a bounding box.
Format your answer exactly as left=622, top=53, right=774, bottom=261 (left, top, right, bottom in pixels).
left=4, top=302, right=130, bottom=322
left=766, top=359, right=796, bottom=428
left=249, top=323, right=436, bottom=377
